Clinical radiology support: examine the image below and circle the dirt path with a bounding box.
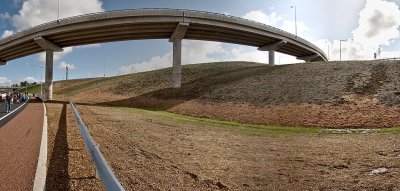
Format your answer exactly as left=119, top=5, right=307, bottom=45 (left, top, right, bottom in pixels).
left=0, top=98, right=43, bottom=191
left=45, top=101, right=104, bottom=190
left=75, top=105, right=400, bottom=190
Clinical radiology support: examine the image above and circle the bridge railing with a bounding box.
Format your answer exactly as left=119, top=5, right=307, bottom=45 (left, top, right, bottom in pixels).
left=69, top=99, right=125, bottom=191
left=0, top=8, right=327, bottom=60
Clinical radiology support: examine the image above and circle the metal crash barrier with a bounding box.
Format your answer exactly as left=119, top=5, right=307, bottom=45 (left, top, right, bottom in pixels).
left=69, top=99, right=125, bottom=191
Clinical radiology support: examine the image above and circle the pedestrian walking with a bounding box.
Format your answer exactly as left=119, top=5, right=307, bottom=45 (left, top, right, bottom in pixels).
left=5, top=92, right=11, bottom=113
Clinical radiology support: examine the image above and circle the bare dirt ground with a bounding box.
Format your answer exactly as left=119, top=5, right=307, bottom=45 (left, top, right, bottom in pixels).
left=45, top=101, right=104, bottom=190
left=73, top=104, right=400, bottom=190
left=53, top=60, right=400, bottom=128
left=43, top=60, right=400, bottom=190
left=168, top=100, right=400, bottom=128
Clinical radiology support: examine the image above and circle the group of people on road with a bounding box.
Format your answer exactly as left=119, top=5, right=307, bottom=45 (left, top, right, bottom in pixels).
left=0, top=92, right=28, bottom=113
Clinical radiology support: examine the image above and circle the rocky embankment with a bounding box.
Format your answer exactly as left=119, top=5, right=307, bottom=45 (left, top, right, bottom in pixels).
left=53, top=60, right=400, bottom=128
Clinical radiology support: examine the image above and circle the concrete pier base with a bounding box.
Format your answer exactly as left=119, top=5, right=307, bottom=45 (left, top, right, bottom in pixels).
left=172, top=39, right=182, bottom=88
left=269, top=50, right=275, bottom=66
left=44, top=50, right=53, bottom=100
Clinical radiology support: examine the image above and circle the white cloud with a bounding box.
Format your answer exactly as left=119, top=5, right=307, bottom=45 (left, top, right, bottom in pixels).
left=352, top=0, right=400, bottom=49
left=242, top=9, right=308, bottom=37
left=118, top=40, right=225, bottom=74
left=39, top=47, right=73, bottom=62
left=114, top=1, right=400, bottom=76
left=76, top=43, right=101, bottom=49
left=12, top=0, right=103, bottom=30
left=1, top=30, right=14, bottom=38
left=118, top=52, right=172, bottom=74
left=0, top=77, right=12, bottom=87
left=182, top=40, right=225, bottom=64
left=0, top=12, right=11, bottom=21
left=240, top=10, right=308, bottom=63
left=243, top=10, right=282, bottom=27
left=21, top=76, right=38, bottom=83
left=280, top=20, right=309, bottom=36
left=11, top=0, right=104, bottom=64
left=276, top=53, right=303, bottom=64
left=228, top=47, right=267, bottom=63
left=59, top=61, right=76, bottom=70
left=314, top=0, right=400, bottom=61
left=379, top=50, right=400, bottom=59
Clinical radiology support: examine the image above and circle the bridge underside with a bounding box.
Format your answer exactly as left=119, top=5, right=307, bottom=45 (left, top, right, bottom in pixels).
left=0, top=9, right=327, bottom=99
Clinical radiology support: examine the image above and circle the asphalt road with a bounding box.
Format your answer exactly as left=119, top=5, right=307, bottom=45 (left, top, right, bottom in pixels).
left=0, top=97, right=44, bottom=190
left=0, top=99, right=28, bottom=127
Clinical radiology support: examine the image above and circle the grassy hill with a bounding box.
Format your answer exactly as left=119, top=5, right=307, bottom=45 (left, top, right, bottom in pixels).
left=51, top=60, right=400, bottom=128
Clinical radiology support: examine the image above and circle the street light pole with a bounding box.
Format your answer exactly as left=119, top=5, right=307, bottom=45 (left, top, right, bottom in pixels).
left=327, top=43, right=330, bottom=61
left=40, top=66, right=43, bottom=95
left=339, top=39, right=353, bottom=61
left=339, top=39, right=346, bottom=61
left=291, top=5, right=297, bottom=37
left=66, top=65, right=68, bottom=80
left=57, top=0, right=60, bottom=22
left=27, top=63, right=44, bottom=95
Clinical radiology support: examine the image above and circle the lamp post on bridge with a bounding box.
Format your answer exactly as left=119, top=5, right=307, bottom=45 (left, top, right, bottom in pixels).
left=291, top=5, right=297, bottom=37
left=39, top=66, right=43, bottom=95
left=28, top=64, right=44, bottom=95
left=57, top=0, right=61, bottom=22
left=339, top=39, right=353, bottom=61
left=339, top=39, right=346, bottom=61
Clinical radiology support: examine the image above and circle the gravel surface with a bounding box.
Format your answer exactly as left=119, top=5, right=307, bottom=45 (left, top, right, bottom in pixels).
left=77, top=105, right=400, bottom=190
left=52, top=61, right=400, bottom=128
left=45, top=101, right=104, bottom=190
left=53, top=60, right=400, bottom=128
left=43, top=60, right=400, bottom=190
left=0, top=98, right=43, bottom=191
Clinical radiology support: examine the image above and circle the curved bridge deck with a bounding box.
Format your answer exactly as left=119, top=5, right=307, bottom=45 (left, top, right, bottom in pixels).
left=0, top=9, right=327, bottom=63
left=0, top=9, right=327, bottom=99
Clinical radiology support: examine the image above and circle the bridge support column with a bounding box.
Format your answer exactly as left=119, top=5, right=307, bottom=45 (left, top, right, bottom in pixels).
left=172, top=39, right=182, bottom=88
left=169, top=23, right=189, bottom=88
left=258, top=40, right=287, bottom=66
left=269, top=51, right=275, bottom=66
left=34, top=37, right=62, bottom=100
left=44, top=50, right=53, bottom=100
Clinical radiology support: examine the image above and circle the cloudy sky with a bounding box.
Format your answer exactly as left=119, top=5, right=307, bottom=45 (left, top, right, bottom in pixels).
left=0, top=0, right=400, bottom=86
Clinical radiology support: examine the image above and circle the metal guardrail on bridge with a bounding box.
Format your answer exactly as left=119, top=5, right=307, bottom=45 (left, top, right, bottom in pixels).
left=69, top=99, right=125, bottom=191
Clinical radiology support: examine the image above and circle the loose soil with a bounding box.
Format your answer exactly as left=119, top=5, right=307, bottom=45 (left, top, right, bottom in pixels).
left=74, top=104, right=400, bottom=190
left=53, top=60, right=400, bottom=128
left=45, top=101, right=104, bottom=190
left=42, top=60, right=400, bottom=190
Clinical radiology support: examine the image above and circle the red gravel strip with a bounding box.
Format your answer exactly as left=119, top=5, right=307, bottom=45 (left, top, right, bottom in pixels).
left=0, top=97, right=44, bottom=191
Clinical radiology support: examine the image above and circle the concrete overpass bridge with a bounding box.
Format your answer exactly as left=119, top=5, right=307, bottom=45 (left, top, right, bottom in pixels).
left=0, top=9, right=327, bottom=100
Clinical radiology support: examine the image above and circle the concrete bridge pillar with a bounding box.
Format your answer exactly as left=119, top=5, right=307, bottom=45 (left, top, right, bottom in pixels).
left=258, top=40, right=287, bottom=66
left=269, top=51, right=275, bottom=66
left=170, top=23, right=189, bottom=88
left=34, top=37, right=63, bottom=100
left=172, top=39, right=182, bottom=88
left=45, top=50, right=54, bottom=100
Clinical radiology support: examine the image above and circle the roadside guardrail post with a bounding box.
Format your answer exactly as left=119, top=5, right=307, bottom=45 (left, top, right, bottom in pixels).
left=69, top=99, right=125, bottom=191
